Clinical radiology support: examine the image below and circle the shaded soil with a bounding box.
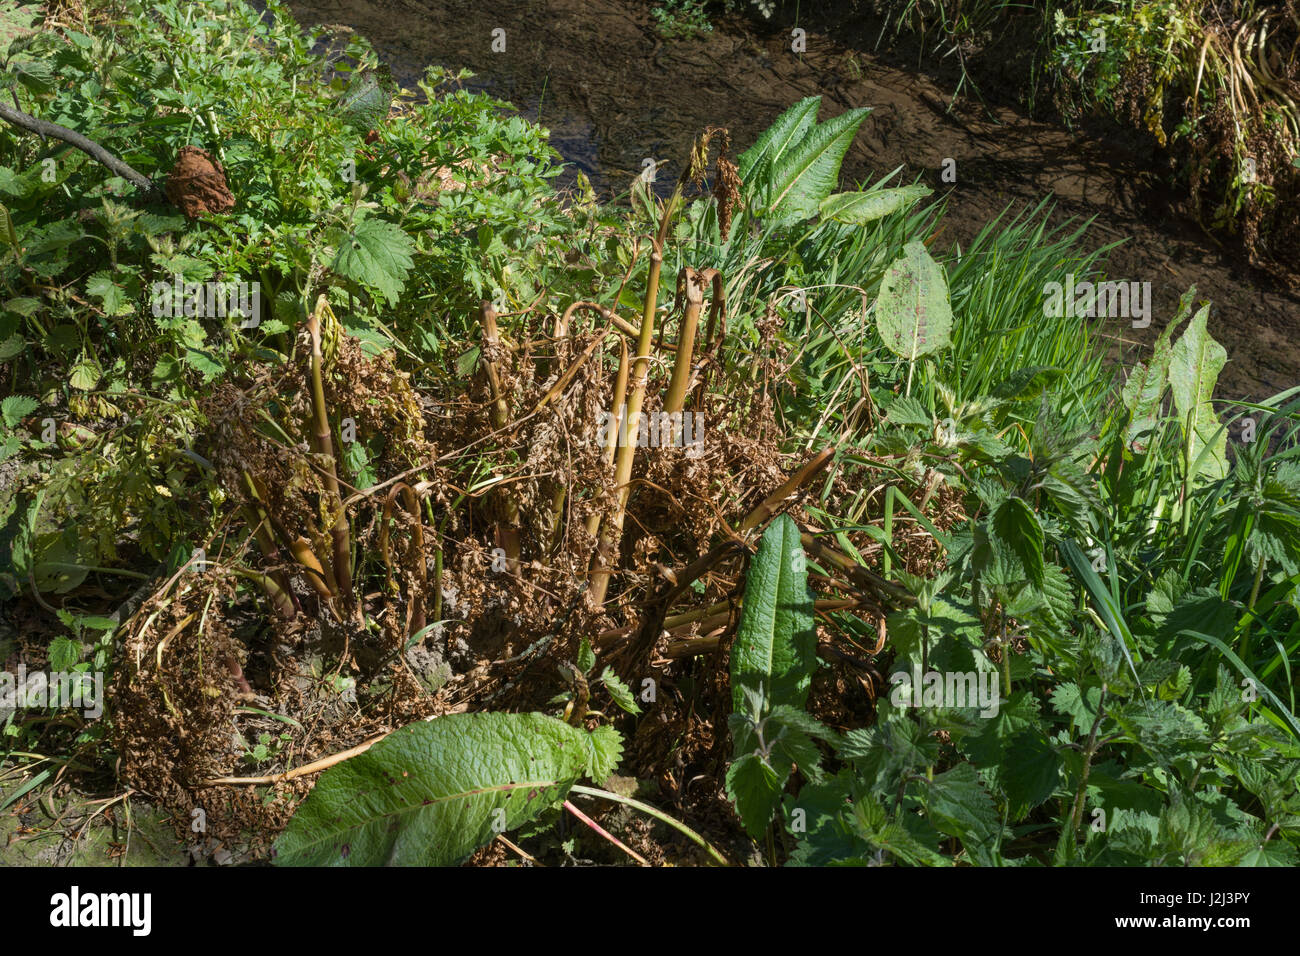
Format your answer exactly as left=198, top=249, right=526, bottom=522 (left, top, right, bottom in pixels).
left=286, top=0, right=1299, bottom=404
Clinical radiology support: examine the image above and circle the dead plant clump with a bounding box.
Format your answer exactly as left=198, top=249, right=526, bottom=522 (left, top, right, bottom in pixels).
left=107, top=228, right=950, bottom=856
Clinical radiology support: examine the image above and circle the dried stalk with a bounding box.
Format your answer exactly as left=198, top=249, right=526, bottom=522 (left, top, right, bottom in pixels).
left=585, top=334, right=630, bottom=545
left=306, top=298, right=355, bottom=611
left=479, top=299, right=522, bottom=568
left=379, top=482, right=427, bottom=640
left=663, top=267, right=722, bottom=416
left=588, top=186, right=681, bottom=607
left=738, top=448, right=835, bottom=532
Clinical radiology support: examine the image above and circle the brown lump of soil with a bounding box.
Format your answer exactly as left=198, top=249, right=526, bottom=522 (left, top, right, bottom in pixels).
left=165, top=145, right=235, bottom=219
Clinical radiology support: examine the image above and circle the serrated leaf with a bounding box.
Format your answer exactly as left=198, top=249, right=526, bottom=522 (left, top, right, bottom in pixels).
left=599, top=666, right=642, bottom=715
left=47, top=636, right=82, bottom=672
left=273, top=712, right=613, bottom=866
left=819, top=185, right=932, bottom=224
left=725, top=752, right=785, bottom=840
left=67, top=355, right=100, bottom=392
left=883, top=394, right=932, bottom=427
left=580, top=723, right=623, bottom=783
left=991, top=496, right=1044, bottom=588
left=1238, top=842, right=1298, bottom=866
left=331, top=216, right=414, bottom=304
left=9, top=59, right=55, bottom=96
left=2, top=395, right=36, bottom=428
left=999, top=730, right=1062, bottom=818
left=875, top=241, right=953, bottom=361
left=989, top=366, right=1063, bottom=404
left=86, top=271, right=127, bottom=315
left=924, top=762, right=1000, bottom=852
left=0, top=333, right=26, bottom=361
left=339, top=67, right=395, bottom=132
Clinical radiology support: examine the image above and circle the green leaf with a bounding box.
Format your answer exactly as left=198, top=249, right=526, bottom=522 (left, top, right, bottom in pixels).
left=737, top=96, right=821, bottom=184
left=725, top=753, right=785, bottom=839
left=818, top=185, right=932, bottom=225
left=339, top=67, right=395, bottom=132
left=576, top=637, right=596, bottom=675
left=730, top=513, right=817, bottom=718
left=749, top=104, right=871, bottom=224
left=48, top=636, right=82, bottom=672
left=991, top=496, right=1044, bottom=589
left=2, top=296, right=42, bottom=317
left=1, top=395, right=36, bottom=428
left=874, top=241, right=953, bottom=362
left=883, top=394, right=932, bottom=427
left=999, top=730, right=1063, bottom=818
left=924, top=762, right=1000, bottom=852
left=580, top=723, right=624, bottom=783
left=989, top=366, right=1063, bottom=404
left=1168, top=303, right=1228, bottom=483
left=1238, top=842, right=1298, bottom=866
left=0, top=333, right=26, bottom=362
left=599, top=666, right=642, bottom=715
left=68, top=355, right=101, bottom=392
left=331, top=216, right=414, bottom=305
left=86, top=271, right=127, bottom=315
left=274, top=712, right=614, bottom=866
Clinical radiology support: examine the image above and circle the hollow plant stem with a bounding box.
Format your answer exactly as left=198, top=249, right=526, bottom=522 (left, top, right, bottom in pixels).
left=588, top=188, right=681, bottom=607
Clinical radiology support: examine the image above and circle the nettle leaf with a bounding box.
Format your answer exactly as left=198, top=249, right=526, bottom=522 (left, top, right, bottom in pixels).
left=989, top=366, right=1063, bottom=405
left=1052, top=681, right=1105, bottom=730
left=1239, top=841, right=1299, bottom=866
left=0, top=333, right=27, bottom=360
left=8, top=59, right=55, bottom=96
left=273, top=712, right=616, bottom=866
left=730, top=513, right=817, bottom=719
left=874, top=241, right=953, bottom=362
left=599, top=666, right=642, bottom=715
left=1113, top=699, right=1210, bottom=759
left=331, top=216, right=414, bottom=304
left=47, top=636, right=82, bottom=672
left=85, top=271, right=128, bottom=315
left=990, top=495, right=1044, bottom=588
left=924, top=762, right=1000, bottom=853
left=883, top=394, right=932, bottom=427
left=725, top=753, right=785, bottom=839
left=1168, top=303, right=1228, bottom=483
left=68, top=354, right=101, bottom=392
left=997, top=730, right=1063, bottom=818
left=818, top=184, right=932, bottom=225
left=2, top=395, right=37, bottom=428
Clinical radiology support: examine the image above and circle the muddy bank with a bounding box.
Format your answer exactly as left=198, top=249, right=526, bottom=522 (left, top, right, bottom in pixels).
left=285, top=0, right=1299, bottom=403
